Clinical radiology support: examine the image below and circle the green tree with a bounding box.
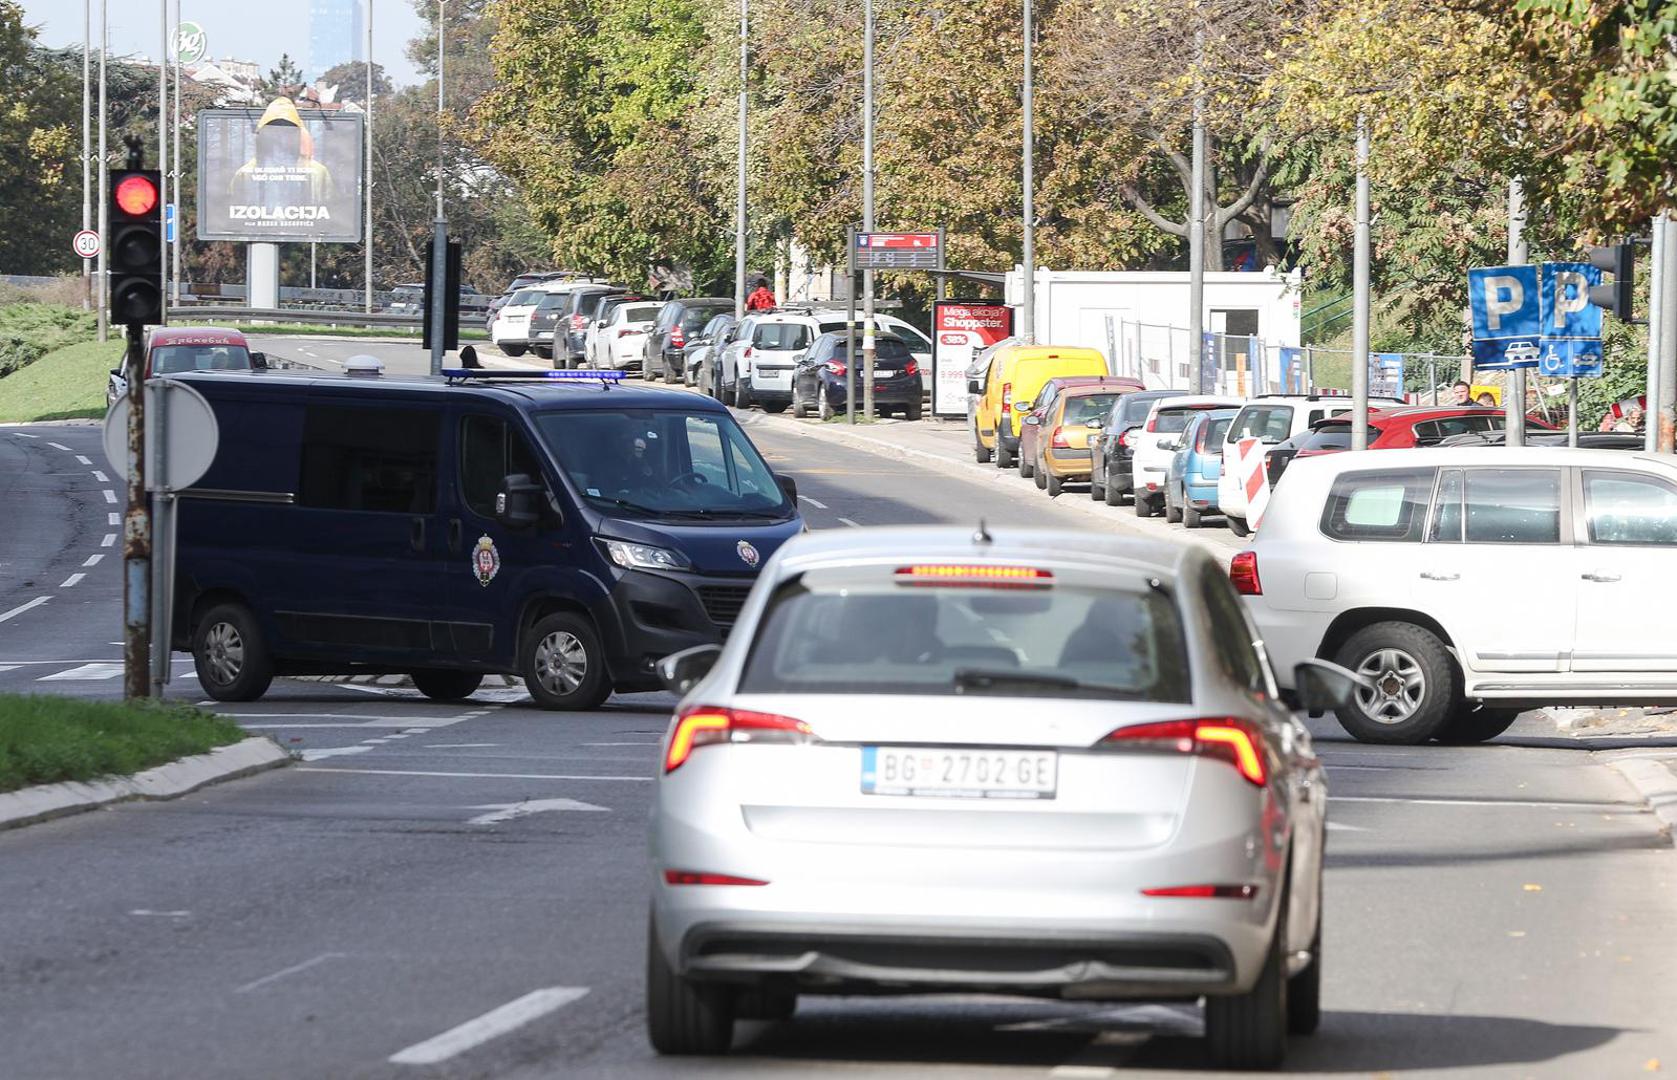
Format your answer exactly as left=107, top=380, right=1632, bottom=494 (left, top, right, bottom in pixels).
left=0, top=4, right=84, bottom=276
left=319, top=60, right=393, bottom=106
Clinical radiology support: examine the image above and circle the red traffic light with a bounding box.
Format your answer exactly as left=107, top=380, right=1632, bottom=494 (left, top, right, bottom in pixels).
left=115, top=174, right=159, bottom=216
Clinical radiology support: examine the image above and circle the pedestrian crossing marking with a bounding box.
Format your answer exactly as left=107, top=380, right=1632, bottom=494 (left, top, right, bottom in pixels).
left=38, top=663, right=124, bottom=681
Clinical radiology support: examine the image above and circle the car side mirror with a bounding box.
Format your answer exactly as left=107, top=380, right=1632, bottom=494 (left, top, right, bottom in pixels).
left=1293, top=659, right=1370, bottom=716
left=967, top=378, right=983, bottom=395
left=249, top=352, right=268, bottom=370
left=1023, top=415, right=1041, bottom=426
left=657, top=643, right=723, bottom=697
left=1159, top=439, right=1181, bottom=452
left=496, top=473, right=543, bottom=528
left=1085, top=418, right=1103, bottom=429
left=776, top=473, right=798, bottom=502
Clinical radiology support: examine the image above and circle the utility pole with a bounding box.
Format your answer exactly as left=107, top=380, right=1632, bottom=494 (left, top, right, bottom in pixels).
left=96, top=0, right=108, bottom=342
left=365, top=0, right=376, bottom=314
left=1505, top=178, right=1529, bottom=446
left=1350, top=115, right=1371, bottom=450
left=427, top=0, right=449, bottom=374
left=1019, top=0, right=1035, bottom=343
left=170, top=0, right=181, bottom=303
left=1646, top=216, right=1664, bottom=454
left=82, top=0, right=91, bottom=311
left=1659, top=215, right=1677, bottom=454
left=861, top=0, right=876, bottom=420
left=158, top=0, right=168, bottom=322
left=1188, top=28, right=1206, bottom=394
left=122, top=321, right=150, bottom=701
left=734, top=0, right=748, bottom=319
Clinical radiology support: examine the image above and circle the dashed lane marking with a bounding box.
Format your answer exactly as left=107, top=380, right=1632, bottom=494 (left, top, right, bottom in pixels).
left=107, top=512, right=119, bottom=525
left=48, top=442, right=73, bottom=451
left=0, top=665, right=20, bottom=675
left=388, top=987, right=591, bottom=1066
left=75, top=455, right=92, bottom=465
left=1329, top=795, right=1645, bottom=812
left=0, top=597, right=50, bottom=623
left=82, top=554, right=103, bottom=567
left=798, top=494, right=829, bottom=509
left=837, top=517, right=861, bottom=527
left=298, top=745, right=375, bottom=762
left=298, top=767, right=653, bottom=783
left=59, top=573, right=85, bottom=588
left=233, top=952, right=346, bottom=994
left=101, top=534, right=115, bottom=547
left=466, top=798, right=609, bottom=825
left=91, top=470, right=109, bottom=482
left=102, top=490, right=117, bottom=504
left=37, top=662, right=123, bottom=681
left=425, top=743, right=501, bottom=749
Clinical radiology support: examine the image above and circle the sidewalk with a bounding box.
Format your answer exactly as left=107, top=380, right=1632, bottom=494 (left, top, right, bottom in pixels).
left=1547, top=707, right=1677, bottom=843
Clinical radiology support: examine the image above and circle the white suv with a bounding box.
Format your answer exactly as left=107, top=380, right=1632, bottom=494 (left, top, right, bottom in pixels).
left=721, top=311, right=931, bottom=413
left=1217, top=394, right=1405, bottom=536
left=1235, top=447, right=1677, bottom=745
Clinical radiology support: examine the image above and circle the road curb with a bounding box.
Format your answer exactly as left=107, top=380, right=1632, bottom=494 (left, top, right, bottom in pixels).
left=741, top=411, right=1238, bottom=564
left=1599, top=753, right=1677, bottom=845
left=0, top=736, right=291, bottom=832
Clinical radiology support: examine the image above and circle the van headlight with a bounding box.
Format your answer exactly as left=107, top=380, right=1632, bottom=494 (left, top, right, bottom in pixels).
left=600, top=538, right=692, bottom=572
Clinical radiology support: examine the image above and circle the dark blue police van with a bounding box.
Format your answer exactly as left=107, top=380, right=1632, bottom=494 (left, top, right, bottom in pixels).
left=170, top=367, right=803, bottom=710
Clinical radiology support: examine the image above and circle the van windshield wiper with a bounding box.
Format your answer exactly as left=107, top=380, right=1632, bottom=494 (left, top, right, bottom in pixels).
left=604, top=497, right=662, bottom=515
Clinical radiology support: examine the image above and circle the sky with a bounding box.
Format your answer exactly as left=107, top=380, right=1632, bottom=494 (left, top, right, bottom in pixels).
left=19, top=0, right=426, bottom=86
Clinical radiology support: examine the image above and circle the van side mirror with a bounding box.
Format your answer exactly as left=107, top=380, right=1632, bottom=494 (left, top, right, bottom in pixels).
left=249, top=352, right=268, bottom=370
left=1293, top=659, right=1369, bottom=716
left=967, top=378, right=983, bottom=395
left=776, top=473, right=798, bottom=502
left=657, top=644, right=723, bottom=697
left=497, top=473, right=543, bottom=528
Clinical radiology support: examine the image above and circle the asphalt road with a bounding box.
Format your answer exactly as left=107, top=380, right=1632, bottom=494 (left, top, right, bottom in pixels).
left=2, top=365, right=1675, bottom=1079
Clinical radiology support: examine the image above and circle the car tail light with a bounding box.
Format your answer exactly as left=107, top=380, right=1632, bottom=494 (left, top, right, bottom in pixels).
left=904, top=359, right=919, bottom=376
left=671, top=325, right=686, bottom=348
left=826, top=361, right=847, bottom=376
left=1145, top=413, right=1158, bottom=432
left=1229, top=550, right=1262, bottom=596
left=663, top=870, right=769, bottom=887
left=663, top=706, right=814, bottom=773
left=1001, top=382, right=1012, bottom=415
left=743, top=346, right=754, bottom=359
left=1098, top=717, right=1269, bottom=787
left=1194, top=425, right=1209, bottom=452
left=1119, top=428, right=1137, bottom=449
left=618, top=328, right=638, bottom=338
left=894, top=564, right=1053, bottom=589
left=1050, top=425, right=1070, bottom=448
left=1142, top=884, right=1260, bottom=900
left=570, top=314, right=586, bottom=331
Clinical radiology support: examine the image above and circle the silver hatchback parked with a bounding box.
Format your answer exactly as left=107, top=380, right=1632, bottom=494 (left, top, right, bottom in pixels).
left=646, top=526, right=1358, bottom=1069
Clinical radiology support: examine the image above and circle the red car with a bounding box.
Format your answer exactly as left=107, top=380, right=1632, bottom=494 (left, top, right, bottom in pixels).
left=1269, top=406, right=1554, bottom=487
left=106, top=327, right=266, bottom=406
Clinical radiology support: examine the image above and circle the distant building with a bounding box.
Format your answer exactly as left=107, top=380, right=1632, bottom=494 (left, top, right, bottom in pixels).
left=308, top=0, right=364, bottom=80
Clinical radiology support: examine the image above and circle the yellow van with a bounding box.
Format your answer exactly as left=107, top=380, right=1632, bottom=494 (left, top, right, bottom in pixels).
left=971, top=345, right=1109, bottom=469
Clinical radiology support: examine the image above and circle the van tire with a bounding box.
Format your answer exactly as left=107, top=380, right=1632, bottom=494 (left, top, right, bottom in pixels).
left=412, top=670, right=484, bottom=702
left=1226, top=514, right=1250, bottom=537
left=522, top=612, right=612, bottom=711
left=1331, top=622, right=1460, bottom=744
left=995, top=444, right=1014, bottom=470
left=192, top=603, right=274, bottom=703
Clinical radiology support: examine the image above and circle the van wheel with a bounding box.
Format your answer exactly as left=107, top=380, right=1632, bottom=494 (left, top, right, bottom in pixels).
left=192, top=602, right=274, bottom=702
left=647, top=917, right=736, bottom=1055
left=1227, top=515, right=1250, bottom=537
left=975, top=441, right=992, bottom=463
left=522, top=613, right=611, bottom=711
left=1435, top=705, right=1521, bottom=745
left=1205, top=878, right=1289, bottom=1070
left=411, top=670, right=484, bottom=702
left=1331, top=622, right=1460, bottom=744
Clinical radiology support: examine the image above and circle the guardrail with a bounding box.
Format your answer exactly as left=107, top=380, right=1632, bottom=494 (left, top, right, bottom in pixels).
left=171, top=306, right=427, bottom=329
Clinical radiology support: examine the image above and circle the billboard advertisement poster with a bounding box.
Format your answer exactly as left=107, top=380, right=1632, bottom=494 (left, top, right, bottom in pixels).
left=932, top=300, right=1013, bottom=418
left=197, top=100, right=364, bottom=243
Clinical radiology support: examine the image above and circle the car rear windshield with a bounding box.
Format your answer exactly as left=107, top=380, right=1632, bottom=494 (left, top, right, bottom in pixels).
left=1300, top=426, right=1355, bottom=452
left=151, top=344, right=251, bottom=373
left=1063, top=394, right=1119, bottom=424
left=832, top=337, right=913, bottom=362
left=1201, top=416, right=1233, bottom=448
left=739, top=570, right=1190, bottom=702
left=620, top=304, right=661, bottom=323
left=1116, top=393, right=1171, bottom=427
left=535, top=293, right=568, bottom=310
left=755, top=324, right=813, bottom=350
left=1154, top=406, right=1215, bottom=433
left=680, top=308, right=720, bottom=332
left=1230, top=404, right=1294, bottom=443
left=509, top=289, right=543, bottom=306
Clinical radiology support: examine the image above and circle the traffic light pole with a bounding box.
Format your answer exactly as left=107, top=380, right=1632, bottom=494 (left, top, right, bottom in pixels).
left=123, top=322, right=151, bottom=702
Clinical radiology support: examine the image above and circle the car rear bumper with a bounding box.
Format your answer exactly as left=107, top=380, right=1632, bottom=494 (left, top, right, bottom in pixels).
left=1183, top=479, right=1220, bottom=509
left=821, top=379, right=922, bottom=406
left=1044, top=448, right=1093, bottom=478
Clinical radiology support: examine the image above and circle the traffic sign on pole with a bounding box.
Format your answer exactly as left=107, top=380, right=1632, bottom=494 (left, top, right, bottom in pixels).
left=73, top=229, right=101, bottom=259
left=853, top=232, right=940, bottom=270
left=1468, top=265, right=1541, bottom=369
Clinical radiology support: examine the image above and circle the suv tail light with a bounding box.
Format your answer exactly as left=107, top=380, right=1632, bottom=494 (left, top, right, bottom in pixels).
left=570, top=314, right=587, bottom=331
left=1001, top=382, right=1013, bottom=416
left=1229, top=550, right=1262, bottom=595
left=1049, top=425, right=1070, bottom=448
left=826, top=361, right=848, bottom=377
left=1118, top=428, right=1137, bottom=449
left=671, top=325, right=686, bottom=348
left=664, top=706, right=815, bottom=773
left=1098, top=718, right=1268, bottom=786
left=1145, top=413, right=1158, bottom=432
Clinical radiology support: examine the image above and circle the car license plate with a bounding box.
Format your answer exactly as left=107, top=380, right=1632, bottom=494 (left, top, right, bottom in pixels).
left=860, top=746, right=1057, bottom=800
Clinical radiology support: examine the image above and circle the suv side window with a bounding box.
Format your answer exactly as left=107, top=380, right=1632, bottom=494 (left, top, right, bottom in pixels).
left=1319, top=467, right=1434, bottom=542
left=1199, top=571, right=1266, bottom=692
left=460, top=414, right=543, bottom=520
left=1231, top=404, right=1294, bottom=443
left=1583, top=470, right=1677, bottom=546
left=1428, top=468, right=1464, bottom=542
left=300, top=404, right=439, bottom=514
left=1464, top=468, right=1562, bottom=544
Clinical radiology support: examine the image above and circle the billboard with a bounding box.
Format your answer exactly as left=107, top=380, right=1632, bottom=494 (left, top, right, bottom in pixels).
left=197, top=99, right=363, bottom=243
left=932, top=300, right=1014, bottom=418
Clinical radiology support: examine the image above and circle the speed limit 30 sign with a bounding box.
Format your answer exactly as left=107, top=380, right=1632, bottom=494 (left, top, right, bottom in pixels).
left=73, top=229, right=101, bottom=260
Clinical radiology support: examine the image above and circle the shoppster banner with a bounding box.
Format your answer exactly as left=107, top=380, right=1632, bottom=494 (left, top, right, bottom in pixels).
left=932, top=300, right=1014, bottom=417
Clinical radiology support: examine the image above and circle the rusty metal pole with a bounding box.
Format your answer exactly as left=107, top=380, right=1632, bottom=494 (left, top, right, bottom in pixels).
left=123, top=322, right=151, bottom=700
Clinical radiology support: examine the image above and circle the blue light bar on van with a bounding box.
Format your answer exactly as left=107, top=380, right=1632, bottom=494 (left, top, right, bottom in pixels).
left=440, top=368, right=627, bottom=381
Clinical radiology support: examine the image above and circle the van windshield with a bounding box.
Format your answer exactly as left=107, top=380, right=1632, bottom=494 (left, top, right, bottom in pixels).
left=535, top=409, right=793, bottom=522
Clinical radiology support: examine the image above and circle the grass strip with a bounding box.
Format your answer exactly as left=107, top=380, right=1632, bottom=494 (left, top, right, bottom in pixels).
left=0, top=338, right=124, bottom=423
left=0, top=694, right=247, bottom=794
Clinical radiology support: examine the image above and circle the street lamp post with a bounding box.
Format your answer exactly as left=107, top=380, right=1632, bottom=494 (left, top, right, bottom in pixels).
left=427, top=0, right=448, bottom=374
left=82, top=0, right=91, bottom=311
left=1188, top=29, right=1206, bottom=394
left=1505, top=178, right=1529, bottom=447
left=96, top=0, right=108, bottom=342
left=365, top=0, right=375, bottom=314
left=171, top=0, right=181, bottom=303
left=1020, top=0, right=1035, bottom=344
left=861, top=0, right=875, bottom=420
left=1350, top=114, right=1371, bottom=451
left=158, top=0, right=168, bottom=322
left=734, top=0, right=747, bottom=320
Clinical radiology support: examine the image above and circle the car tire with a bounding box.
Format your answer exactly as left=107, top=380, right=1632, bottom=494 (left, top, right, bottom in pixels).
left=1182, top=500, right=1204, bottom=528
left=1034, top=459, right=1047, bottom=489
left=819, top=395, right=835, bottom=422
left=1045, top=472, right=1064, bottom=497
left=733, top=381, right=752, bottom=410
left=1331, top=622, right=1461, bottom=744
left=1019, top=451, right=1034, bottom=480
left=503, top=344, right=527, bottom=358
left=904, top=401, right=922, bottom=421
left=532, top=346, right=551, bottom=361
left=1288, top=870, right=1323, bottom=1037
left=1435, top=705, right=1522, bottom=745
left=521, top=612, right=611, bottom=711
left=1226, top=514, right=1250, bottom=537
left=663, top=362, right=679, bottom=384
left=646, top=918, right=735, bottom=1055
left=1204, top=879, right=1289, bottom=1070
left=1104, top=476, right=1123, bottom=506
left=192, top=602, right=275, bottom=703
left=1133, top=491, right=1155, bottom=517
left=995, top=444, right=1014, bottom=470
left=763, top=400, right=789, bottom=414
left=1165, top=485, right=1184, bottom=523
left=1090, top=479, right=1105, bottom=501
left=411, top=670, right=484, bottom=702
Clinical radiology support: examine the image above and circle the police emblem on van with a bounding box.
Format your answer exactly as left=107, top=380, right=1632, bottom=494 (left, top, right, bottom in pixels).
left=473, top=536, right=501, bottom=586
left=736, top=540, right=760, bottom=568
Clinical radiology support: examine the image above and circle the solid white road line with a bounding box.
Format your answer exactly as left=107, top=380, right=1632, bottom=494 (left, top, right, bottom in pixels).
left=466, top=798, right=609, bottom=825
left=798, top=494, right=829, bottom=509
left=75, top=455, right=91, bottom=465
left=129, top=909, right=191, bottom=917
left=101, top=534, right=116, bottom=547
left=48, top=442, right=73, bottom=451
left=297, top=745, right=375, bottom=761
left=837, top=516, right=861, bottom=527
left=233, top=952, right=346, bottom=994
left=583, top=741, right=660, bottom=747
left=91, top=470, right=108, bottom=482
left=38, top=663, right=124, bottom=681
left=82, top=554, right=103, bottom=567
left=59, top=573, right=85, bottom=588
left=1329, top=795, right=1644, bottom=812
left=425, top=743, right=501, bottom=749
left=102, top=490, right=117, bottom=504
left=388, top=987, right=590, bottom=1066
left=298, top=767, right=653, bottom=783
left=0, top=597, right=49, bottom=623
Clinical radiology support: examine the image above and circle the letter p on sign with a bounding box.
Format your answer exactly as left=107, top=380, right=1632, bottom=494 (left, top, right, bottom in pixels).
left=1483, top=275, right=1524, bottom=331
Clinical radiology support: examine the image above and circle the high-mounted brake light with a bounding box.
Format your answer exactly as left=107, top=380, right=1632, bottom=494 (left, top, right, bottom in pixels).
left=663, top=706, right=814, bottom=773
left=1098, top=718, right=1269, bottom=786
left=671, top=325, right=686, bottom=348
left=1229, top=550, right=1262, bottom=596
left=1142, top=884, right=1260, bottom=900
left=663, top=870, right=769, bottom=887
left=894, top=564, right=1054, bottom=589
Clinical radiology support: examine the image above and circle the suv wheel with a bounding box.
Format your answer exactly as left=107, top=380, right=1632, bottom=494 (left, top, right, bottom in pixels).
left=646, top=917, right=736, bottom=1055
left=411, top=670, right=484, bottom=702
left=1435, top=704, right=1521, bottom=745
left=522, top=613, right=611, bottom=711
left=1332, top=622, right=1460, bottom=744
left=192, top=602, right=274, bottom=702
left=733, top=380, right=752, bottom=410
left=502, top=344, right=527, bottom=358
left=1226, top=514, right=1250, bottom=537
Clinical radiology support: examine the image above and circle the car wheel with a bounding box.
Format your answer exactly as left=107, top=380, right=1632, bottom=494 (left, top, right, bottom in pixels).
left=1133, top=491, right=1155, bottom=517
left=411, top=670, right=484, bottom=702
left=1288, top=870, right=1323, bottom=1037
left=904, top=401, right=922, bottom=421
left=819, top=395, right=835, bottom=422
left=1019, top=451, right=1034, bottom=480
left=1090, top=480, right=1105, bottom=501
left=1165, top=485, right=1184, bottom=524
left=733, top=381, right=752, bottom=410
left=503, top=344, right=527, bottom=358
left=1045, top=471, right=1064, bottom=497
left=1332, top=622, right=1461, bottom=744
left=1434, top=705, right=1522, bottom=745
left=192, top=602, right=274, bottom=703
left=1226, top=514, right=1251, bottom=537
left=521, top=612, right=611, bottom=711
left=1104, top=476, right=1123, bottom=506
left=663, top=362, right=678, bottom=384
left=646, top=917, right=736, bottom=1055
left=734, top=987, right=797, bottom=1022
left=995, top=444, right=1014, bottom=470
left=975, top=441, right=992, bottom=463
left=1034, top=458, right=1048, bottom=489
left=763, top=400, right=789, bottom=414
left=1183, top=500, right=1204, bottom=528
left=1204, top=878, right=1289, bottom=1070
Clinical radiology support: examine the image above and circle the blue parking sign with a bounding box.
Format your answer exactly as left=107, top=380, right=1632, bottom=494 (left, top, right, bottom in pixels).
left=1469, top=265, right=1540, bottom=369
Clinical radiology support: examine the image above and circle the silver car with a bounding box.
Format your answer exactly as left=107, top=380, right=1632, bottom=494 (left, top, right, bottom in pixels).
left=646, top=526, right=1358, bottom=1069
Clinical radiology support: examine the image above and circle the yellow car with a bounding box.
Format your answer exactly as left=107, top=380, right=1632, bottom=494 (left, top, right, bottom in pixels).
left=1027, top=381, right=1144, bottom=496
left=971, top=345, right=1109, bottom=469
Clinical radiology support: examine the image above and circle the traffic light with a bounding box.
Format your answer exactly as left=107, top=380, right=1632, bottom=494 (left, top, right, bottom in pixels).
left=422, top=238, right=462, bottom=352
left=1586, top=242, right=1635, bottom=321
left=107, top=169, right=164, bottom=326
